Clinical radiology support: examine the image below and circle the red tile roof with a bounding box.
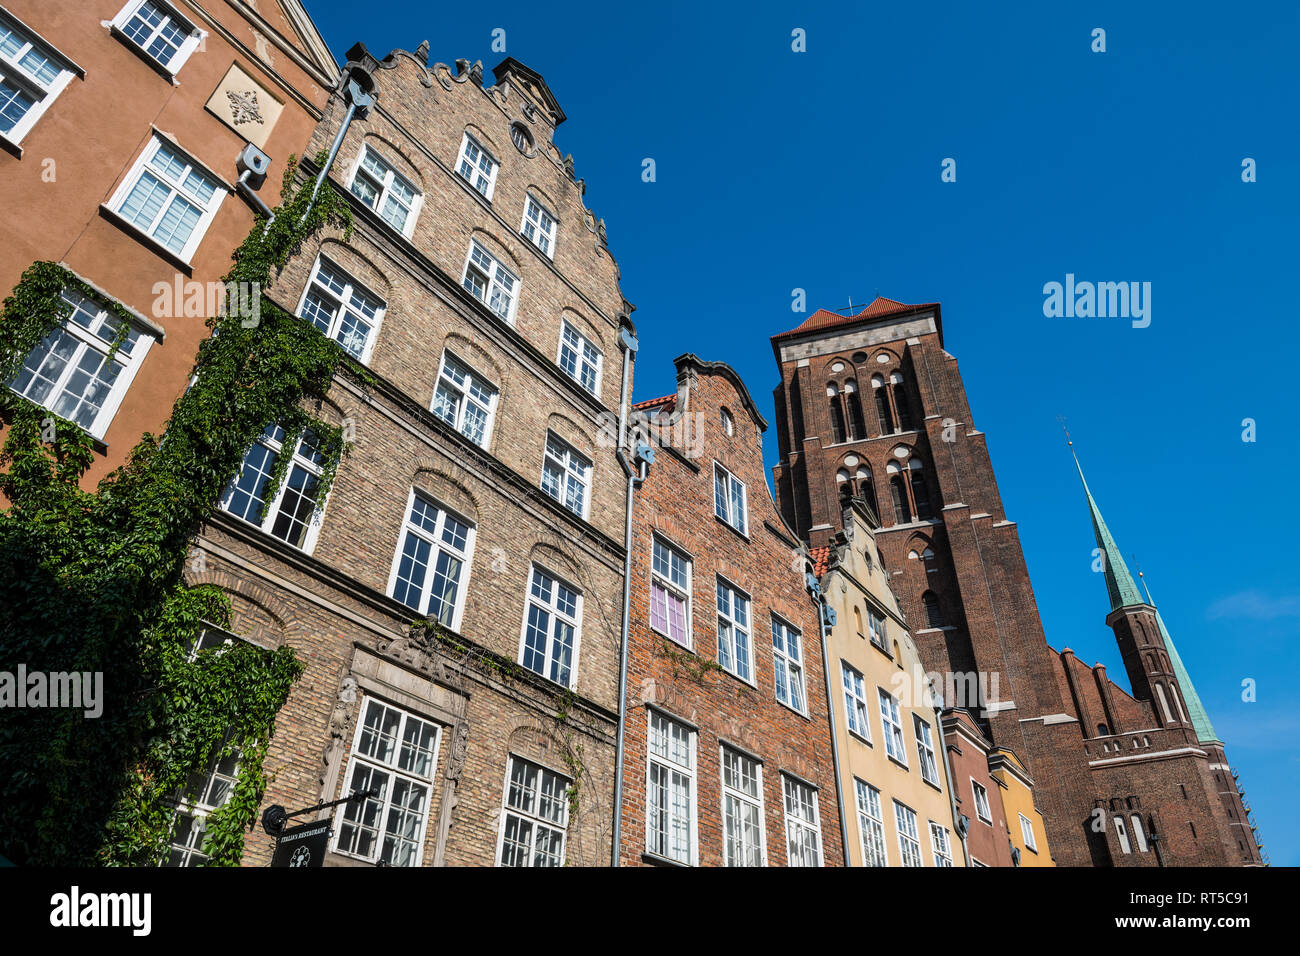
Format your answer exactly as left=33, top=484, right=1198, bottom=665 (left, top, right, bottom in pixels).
left=809, top=546, right=832, bottom=577
left=633, top=394, right=677, bottom=414
left=772, top=296, right=939, bottom=341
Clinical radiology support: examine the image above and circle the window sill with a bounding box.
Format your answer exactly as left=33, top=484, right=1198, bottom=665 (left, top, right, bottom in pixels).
left=641, top=851, right=692, bottom=868
left=847, top=729, right=873, bottom=747
left=922, top=777, right=943, bottom=794
left=885, top=753, right=910, bottom=772
left=777, top=699, right=811, bottom=721
left=977, top=816, right=994, bottom=827
left=0, top=133, right=22, bottom=159
left=109, top=25, right=182, bottom=85
left=651, top=626, right=694, bottom=653
left=98, top=204, right=194, bottom=273
left=714, top=514, right=750, bottom=541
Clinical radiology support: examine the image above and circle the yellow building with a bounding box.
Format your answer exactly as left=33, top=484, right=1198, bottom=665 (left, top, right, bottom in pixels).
left=990, top=748, right=1054, bottom=866
left=812, top=501, right=965, bottom=866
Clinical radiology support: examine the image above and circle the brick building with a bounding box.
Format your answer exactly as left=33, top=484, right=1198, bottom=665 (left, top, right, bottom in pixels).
left=179, top=43, right=639, bottom=866
left=769, top=296, right=1264, bottom=866
left=618, top=355, right=843, bottom=866
left=0, top=0, right=335, bottom=485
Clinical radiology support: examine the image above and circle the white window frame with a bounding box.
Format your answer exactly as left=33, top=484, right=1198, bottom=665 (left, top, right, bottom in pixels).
left=347, top=144, right=422, bottom=239
left=520, top=192, right=556, bottom=257
left=518, top=564, right=583, bottom=689
left=914, top=714, right=940, bottom=788
left=841, top=662, right=871, bottom=742
left=556, top=319, right=602, bottom=397
left=431, top=350, right=499, bottom=448
left=649, top=536, right=692, bottom=648
left=385, top=488, right=476, bottom=632
left=1020, top=812, right=1038, bottom=852
left=781, top=774, right=823, bottom=867
left=163, top=626, right=243, bottom=866
left=110, top=0, right=204, bottom=77
left=771, top=615, right=807, bottom=715
left=0, top=8, right=79, bottom=145
left=331, top=695, right=441, bottom=867
left=8, top=286, right=155, bottom=440
left=540, top=431, right=591, bottom=519
left=879, top=688, right=907, bottom=765
left=854, top=778, right=888, bottom=867
left=929, top=821, right=954, bottom=867
left=646, top=709, right=697, bottom=865
left=715, top=577, right=754, bottom=684
left=867, top=605, right=888, bottom=649
left=893, top=799, right=924, bottom=867
left=971, top=778, right=993, bottom=825
left=455, top=131, right=499, bottom=200
left=720, top=745, right=766, bottom=867
left=460, top=240, right=519, bottom=324
left=106, top=133, right=227, bottom=263
left=219, top=424, right=328, bottom=554
left=713, top=461, right=748, bottom=534
left=294, top=255, right=385, bottom=362
left=494, top=754, right=570, bottom=867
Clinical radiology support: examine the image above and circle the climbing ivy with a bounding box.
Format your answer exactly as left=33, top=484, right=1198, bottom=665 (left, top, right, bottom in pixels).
left=0, top=153, right=352, bottom=866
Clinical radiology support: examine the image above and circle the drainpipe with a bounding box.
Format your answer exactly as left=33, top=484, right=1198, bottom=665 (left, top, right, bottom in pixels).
left=299, top=75, right=374, bottom=226
left=235, top=169, right=275, bottom=233
left=807, top=570, right=851, bottom=866
left=934, top=704, right=971, bottom=866
left=611, top=324, right=648, bottom=866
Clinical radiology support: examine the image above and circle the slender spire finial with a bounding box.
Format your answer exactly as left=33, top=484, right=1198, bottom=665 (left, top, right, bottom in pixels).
left=1136, top=562, right=1154, bottom=605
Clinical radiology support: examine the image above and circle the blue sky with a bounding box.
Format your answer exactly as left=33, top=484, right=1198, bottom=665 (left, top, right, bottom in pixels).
left=305, top=0, right=1300, bottom=863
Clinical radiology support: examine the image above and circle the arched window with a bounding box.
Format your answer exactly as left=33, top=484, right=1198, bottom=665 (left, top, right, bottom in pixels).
left=872, top=375, right=894, bottom=434
left=1097, top=723, right=1110, bottom=736
left=844, top=380, right=866, bottom=440
left=889, top=475, right=911, bottom=524
left=853, top=606, right=863, bottom=635
left=891, top=371, right=914, bottom=430
left=922, top=548, right=937, bottom=575
left=922, top=591, right=943, bottom=628
left=827, top=384, right=846, bottom=444
left=910, top=470, right=933, bottom=519
left=856, top=467, right=878, bottom=516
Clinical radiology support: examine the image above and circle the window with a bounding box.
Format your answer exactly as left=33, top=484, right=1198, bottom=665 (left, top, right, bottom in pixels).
left=333, top=697, right=440, bottom=866
left=497, top=756, right=569, bottom=867
left=510, top=122, right=532, bottom=154
left=1113, top=815, right=1130, bottom=855
left=432, top=352, right=498, bottom=447
left=721, top=408, right=734, bottom=436
left=8, top=287, right=154, bottom=440
left=164, top=627, right=242, bottom=866
left=221, top=425, right=327, bottom=551
left=349, top=145, right=419, bottom=236
left=771, top=617, right=806, bottom=714
left=557, top=320, right=601, bottom=395
left=923, top=591, right=944, bottom=628
left=828, top=385, right=846, bottom=444
left=894, top=800, right=923, bottom=867
left=650, top=538, right=691, bottom=647
left=520, top=565, right=581, bottom=688
left=461, top=241, right=518, bottom=322
left=867, top=606, right=887, bottom=649
left=929, top=821, right=953, bottom=867
left=879, top=689, right=906, bottom=764
left=841, top=663, right=870, bottom=741
left=721, top=747, right=765, bottom=866
left=0, top=9, right=78, bottom=144
left=1020, top=812, right=1038, bottom=852
left=1131, top=814, right=1149, bottom=852
left=521, top=193, right=555, bottom=256
left=455, top=132, right=498, bottom=199
left=873, top=376, right=894, bottom=434
left=646, top=710, right=695, bottom=864
left=971, top=779, right=993, bottom=824
left=540, top=432, right=591, bottom=518
left=297, top=257, right=384, bottom=361
left=713, top=462, right=748, bottom=534
left=854, top=779, right=888, bottom=867
left=111, top=0, right=202, bottom=75
left=715, top=579, right=753, bottom=683
left=108, top=135, right=226, bottom=262
left=911, top=471, right=933, bottom=519
left=914, top=715, right=940, bottom=787
left=889, top=474, right=911, bottom=524
left=778, top=775, right=822, bottom=867
left=388, top=490, right=474, bottom=630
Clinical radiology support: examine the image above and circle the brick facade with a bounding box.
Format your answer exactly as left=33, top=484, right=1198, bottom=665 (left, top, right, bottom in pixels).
left=769, top=298, right=1263, bottom=866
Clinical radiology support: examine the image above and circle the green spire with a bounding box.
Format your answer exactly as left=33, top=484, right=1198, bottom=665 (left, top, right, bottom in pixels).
left=1070, top=445, right=1144, bottom=611
left=1141, top=575, right=1220, bottom=744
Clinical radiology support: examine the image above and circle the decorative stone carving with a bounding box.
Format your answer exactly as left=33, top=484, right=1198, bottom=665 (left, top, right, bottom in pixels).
left=226, top=89, right=265, bottom=126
